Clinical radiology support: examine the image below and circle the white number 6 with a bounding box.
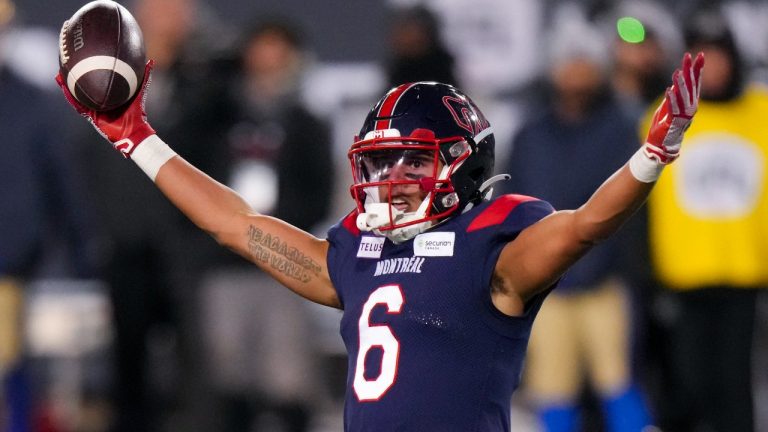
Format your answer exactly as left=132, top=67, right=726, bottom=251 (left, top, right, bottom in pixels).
left=353, top=285, right=404, bottom=401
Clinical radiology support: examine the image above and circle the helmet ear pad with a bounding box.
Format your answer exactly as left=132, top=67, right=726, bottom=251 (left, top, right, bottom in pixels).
left=432, top=135, right=495, bottom=215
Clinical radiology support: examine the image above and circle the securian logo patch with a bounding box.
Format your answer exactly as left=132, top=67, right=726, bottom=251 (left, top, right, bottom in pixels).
left=413, top=232, right=455, bottom=257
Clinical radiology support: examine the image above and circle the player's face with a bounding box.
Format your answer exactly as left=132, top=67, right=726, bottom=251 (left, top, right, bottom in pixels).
left=363, top=149, right=440, bottom=212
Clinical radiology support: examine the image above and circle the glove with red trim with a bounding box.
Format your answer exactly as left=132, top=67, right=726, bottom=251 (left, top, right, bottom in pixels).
left=644, top=52, right=705, bottom=163
left=630, top=52, right=705, bottom=182
left=55, top=60, right=156, bottom=158
left=56, top=60, right=176, bottom=181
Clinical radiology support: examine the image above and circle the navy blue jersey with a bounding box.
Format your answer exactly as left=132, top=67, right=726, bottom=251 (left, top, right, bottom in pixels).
left=326, top=194, right=556, bottom=431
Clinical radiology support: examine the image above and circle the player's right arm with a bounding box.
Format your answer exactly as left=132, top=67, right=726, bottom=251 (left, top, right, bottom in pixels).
left=55, top=62, right=341, bottom=309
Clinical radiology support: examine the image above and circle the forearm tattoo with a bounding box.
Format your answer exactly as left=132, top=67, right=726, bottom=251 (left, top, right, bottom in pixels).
left=247, top=225, right=322, bottom=283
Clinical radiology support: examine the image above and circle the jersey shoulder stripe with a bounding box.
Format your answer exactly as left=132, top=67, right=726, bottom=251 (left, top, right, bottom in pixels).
left=340, top=209, right=361, bottom=236
left=466, top=194, right=540, bottom=232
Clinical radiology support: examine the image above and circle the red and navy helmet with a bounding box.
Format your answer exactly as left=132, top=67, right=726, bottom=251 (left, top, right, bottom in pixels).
left=349, top=82, right=495, bottom=234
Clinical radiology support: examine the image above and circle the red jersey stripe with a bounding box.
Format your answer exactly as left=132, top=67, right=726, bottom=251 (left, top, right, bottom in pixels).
left=466, top=194, right=538, bottom=232
left=341, top=209, right=361, bottom=236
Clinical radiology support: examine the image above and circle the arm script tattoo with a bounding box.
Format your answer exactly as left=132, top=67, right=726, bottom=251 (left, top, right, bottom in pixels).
left=247, top=225, right=323, bottom=283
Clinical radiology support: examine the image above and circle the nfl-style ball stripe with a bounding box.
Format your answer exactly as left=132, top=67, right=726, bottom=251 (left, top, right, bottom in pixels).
left=374, top=83, right=416, bottom=131
left=66, top=55, right=139, bottom=102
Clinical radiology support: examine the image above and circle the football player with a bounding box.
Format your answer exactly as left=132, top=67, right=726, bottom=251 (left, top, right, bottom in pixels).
left=56, top=52, right=703, bottom=431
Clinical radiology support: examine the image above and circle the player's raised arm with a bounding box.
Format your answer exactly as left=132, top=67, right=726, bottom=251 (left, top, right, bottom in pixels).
left=55, top=62, right=340, bottom=309
left=494, top=52, right=704, bottom=309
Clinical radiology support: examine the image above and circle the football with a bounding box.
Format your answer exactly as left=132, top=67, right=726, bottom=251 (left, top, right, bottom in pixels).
left=58, top=0, right=145, bottom=111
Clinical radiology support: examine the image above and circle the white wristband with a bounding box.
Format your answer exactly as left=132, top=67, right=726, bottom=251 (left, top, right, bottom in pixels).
left=130, top=135, right=177, bottom=181
left=628, top=146, right=665, bottom=183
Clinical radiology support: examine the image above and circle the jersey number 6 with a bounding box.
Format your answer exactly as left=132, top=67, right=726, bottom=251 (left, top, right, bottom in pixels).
left=353, top=285, right=404, bottom=401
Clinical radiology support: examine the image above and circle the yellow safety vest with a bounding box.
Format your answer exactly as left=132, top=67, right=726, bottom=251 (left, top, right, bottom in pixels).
left=644, top=84, right=768, bottom=289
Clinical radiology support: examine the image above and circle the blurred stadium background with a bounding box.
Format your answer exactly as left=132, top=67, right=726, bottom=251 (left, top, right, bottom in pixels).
left=2, top=0, right=768, bottom=431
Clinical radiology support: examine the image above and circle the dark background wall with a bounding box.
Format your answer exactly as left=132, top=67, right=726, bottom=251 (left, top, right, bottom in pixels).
left=15, top=0, right=389, bottom=61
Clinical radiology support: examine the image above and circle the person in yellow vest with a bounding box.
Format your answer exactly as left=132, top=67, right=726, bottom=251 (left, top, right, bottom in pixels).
left=643, top=9, right=768, bottom=432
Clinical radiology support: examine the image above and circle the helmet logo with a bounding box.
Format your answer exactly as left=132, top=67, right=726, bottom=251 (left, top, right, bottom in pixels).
left=442, top=96, right=490, bottom=137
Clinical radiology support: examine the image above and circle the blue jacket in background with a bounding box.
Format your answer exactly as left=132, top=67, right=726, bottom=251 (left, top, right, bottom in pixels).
left=0, top=66, right=96, bottom=277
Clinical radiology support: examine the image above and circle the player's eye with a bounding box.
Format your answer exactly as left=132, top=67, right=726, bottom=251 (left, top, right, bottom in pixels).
left=405, top=155, right=433, bottom=169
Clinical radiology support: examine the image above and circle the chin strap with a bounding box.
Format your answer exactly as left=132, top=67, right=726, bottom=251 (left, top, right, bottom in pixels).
left=479, top=173, right=511, bottom=198
left=356, top=203, right=400, bottom=232
left=463, top=173, right=511, bottom=213
left=355, top=174, right=512, bottom=241
left=356, top=202, right=434, bottom=244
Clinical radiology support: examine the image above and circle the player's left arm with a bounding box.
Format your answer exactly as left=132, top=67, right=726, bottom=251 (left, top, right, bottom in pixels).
left=492, top=53, right=704, bottom=315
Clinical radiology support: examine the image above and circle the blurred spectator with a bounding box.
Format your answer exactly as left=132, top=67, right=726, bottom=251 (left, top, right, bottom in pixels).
left=1, top=0, right=97, bottom=429
left=608, top=1, right=682, bottom=119
left=643, top=8, right=768, bottom=432
left=68, top=0, right=234, bottom=430
left=220, top=18, right=332, bottom=229
left=499, top=12, right=652, bottom=432
left=198, top=17, right=333, bottom=432
left=384, top=4, right=459, bottom=89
